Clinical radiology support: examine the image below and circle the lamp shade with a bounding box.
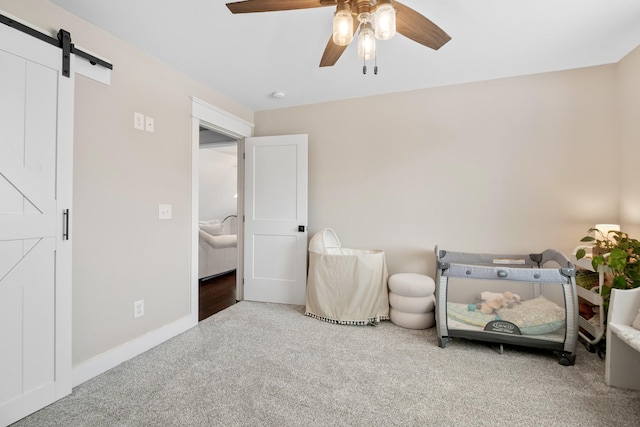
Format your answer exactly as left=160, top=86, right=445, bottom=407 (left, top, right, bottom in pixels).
left=595, top=223, right=620, bottom=243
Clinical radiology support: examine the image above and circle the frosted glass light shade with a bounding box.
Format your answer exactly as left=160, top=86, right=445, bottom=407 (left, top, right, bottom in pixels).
left=358, top=22, right=376, bottom=60
left=374, top=1, right=396, bottom=40
left=333, top=8, right=353, bottom=46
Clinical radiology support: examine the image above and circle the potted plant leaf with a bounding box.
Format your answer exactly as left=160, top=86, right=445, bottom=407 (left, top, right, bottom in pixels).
left=575, top=228, right=640, bottom=315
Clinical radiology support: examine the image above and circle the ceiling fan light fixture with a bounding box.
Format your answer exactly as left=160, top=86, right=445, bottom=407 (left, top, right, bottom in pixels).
left=374, top=0, right=396, bottom=41
left=357, top=21, right=376, bottom=61
left=226, top=0, right=451, bottom=69
left=332, top=1, right=353, bottom=46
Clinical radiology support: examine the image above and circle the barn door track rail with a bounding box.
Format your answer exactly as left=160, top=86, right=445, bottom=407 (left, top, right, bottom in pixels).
left=1, top=13, right=113, bottom=77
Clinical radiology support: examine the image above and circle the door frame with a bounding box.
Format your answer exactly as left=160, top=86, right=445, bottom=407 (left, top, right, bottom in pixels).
left=190, top=98, right=253, bottom=323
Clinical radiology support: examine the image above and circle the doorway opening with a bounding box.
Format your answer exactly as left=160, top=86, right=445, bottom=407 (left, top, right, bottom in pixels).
left=197, top=127, right=239, bottom=320
left=190, top=97, right=253, bottom=324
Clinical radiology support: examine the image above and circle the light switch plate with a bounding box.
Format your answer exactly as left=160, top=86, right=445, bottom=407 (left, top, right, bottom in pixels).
left=145, top=116, right=154, bottom=133
left=159, top=204, right=172, bottom=219
left=134, top=112, right=145, bottom=130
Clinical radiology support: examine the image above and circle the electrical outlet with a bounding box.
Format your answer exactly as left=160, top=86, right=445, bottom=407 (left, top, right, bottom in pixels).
left=134, top=299, right=144, bottom=318
left=145, top=116, right=154, bottom=133
left=159, top=204, right=172, bottom=219
left=134, top=112, right=145, bottom=130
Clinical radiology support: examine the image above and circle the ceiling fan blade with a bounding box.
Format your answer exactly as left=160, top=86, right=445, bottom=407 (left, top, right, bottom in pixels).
left=226, top=0, right=330, bottom=14
left=319, top=16, right=359, bottom=67
left=319, top=38, right=349, bottom=67
left=394, top=1, right=451, bottom=50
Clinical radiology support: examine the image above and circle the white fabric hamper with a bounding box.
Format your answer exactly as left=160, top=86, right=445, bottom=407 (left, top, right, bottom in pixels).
left=305, top=228, right=390, bottom=325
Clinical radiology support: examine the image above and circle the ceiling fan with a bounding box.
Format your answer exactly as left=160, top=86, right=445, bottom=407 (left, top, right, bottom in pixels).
left=225, top=0, right=451, bottom=68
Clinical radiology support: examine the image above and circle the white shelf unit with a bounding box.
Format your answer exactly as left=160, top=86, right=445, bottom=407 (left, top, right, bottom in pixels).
left=573, top=256, right=607, bottom=346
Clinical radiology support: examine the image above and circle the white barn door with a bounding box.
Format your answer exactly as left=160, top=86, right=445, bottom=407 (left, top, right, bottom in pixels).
left=244, top=135, right=308, bottom=305
left=0, top=23, right=73, bottom=425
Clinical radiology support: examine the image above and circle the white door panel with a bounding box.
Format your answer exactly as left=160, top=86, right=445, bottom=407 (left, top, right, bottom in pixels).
left=18, top=238, right=56, bottom=392
left=0, top=21, right=73, bottom=426
left=254, top=144, right=299, bottom=219
left=0, top=144, right=57, bottom=215
left=0, top=49, right=27, bottom=159
left=253, top=234, right=297, bottom=280
left=0, top=241, right=56, bottom=404
left=25, top=61, right=58, bottom=194
left=244, top=135, right=308, bottom=305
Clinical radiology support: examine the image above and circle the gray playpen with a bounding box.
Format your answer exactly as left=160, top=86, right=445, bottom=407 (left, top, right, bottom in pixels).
left=435, top=247, right=579, bottom=365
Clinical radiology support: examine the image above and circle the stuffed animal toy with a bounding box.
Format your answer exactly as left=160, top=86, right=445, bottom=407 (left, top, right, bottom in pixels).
left=469, top=290, right=521, bottom=314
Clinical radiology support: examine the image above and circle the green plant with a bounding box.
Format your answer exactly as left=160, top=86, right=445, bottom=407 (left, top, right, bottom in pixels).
left=576, top=228, right=640, bottom=313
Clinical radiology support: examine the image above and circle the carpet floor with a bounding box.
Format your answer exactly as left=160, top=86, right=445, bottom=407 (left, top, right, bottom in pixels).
left=12, top=301, right=640, bottom=426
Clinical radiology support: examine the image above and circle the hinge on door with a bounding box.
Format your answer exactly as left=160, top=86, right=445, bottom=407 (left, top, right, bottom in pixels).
left=243, top=215, right=245, bottom=222
left=243, top=152, right=245, bottom=160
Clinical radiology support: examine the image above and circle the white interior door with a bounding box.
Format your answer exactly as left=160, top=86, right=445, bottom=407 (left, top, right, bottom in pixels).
left=0, top=23, right=73, bottom=426
left=244, top=134, right=308, bottom=305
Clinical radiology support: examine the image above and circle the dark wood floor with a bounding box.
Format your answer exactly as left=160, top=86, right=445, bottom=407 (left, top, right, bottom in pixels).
left=199, top=270, right=237, bottom=321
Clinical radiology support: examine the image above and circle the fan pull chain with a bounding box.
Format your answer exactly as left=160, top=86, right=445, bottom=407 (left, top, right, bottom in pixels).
left=362, top=54, right=378, bottom=75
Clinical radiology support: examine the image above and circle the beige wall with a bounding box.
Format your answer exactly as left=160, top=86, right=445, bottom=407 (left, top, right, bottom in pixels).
left=0, top=0, right=253, bottom=365
left=617, top=45, right=640, bottom=238
left=255, top=66, right=622, bottom=276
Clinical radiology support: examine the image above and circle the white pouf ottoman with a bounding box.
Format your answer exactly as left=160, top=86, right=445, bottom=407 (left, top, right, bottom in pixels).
left=388, top=273, right=436, bottom=330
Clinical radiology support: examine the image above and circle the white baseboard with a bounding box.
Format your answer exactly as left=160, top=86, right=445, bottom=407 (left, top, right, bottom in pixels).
left=72, top=314, right=197, bottom=387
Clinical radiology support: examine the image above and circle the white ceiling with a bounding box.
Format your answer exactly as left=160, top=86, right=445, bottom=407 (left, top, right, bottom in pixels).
left=50, top=0, right=640, bottom=112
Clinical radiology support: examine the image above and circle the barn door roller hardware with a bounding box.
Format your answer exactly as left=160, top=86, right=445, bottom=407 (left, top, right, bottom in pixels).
left=1, top=13, right=113, bottom=77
